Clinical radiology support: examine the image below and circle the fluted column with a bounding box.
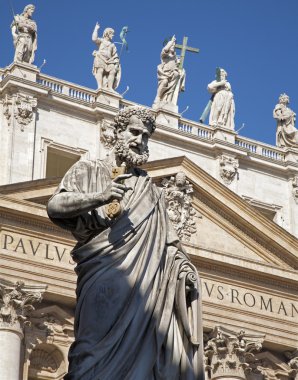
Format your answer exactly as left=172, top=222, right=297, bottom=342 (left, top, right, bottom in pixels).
left=0, top=280, right=46, bottom=380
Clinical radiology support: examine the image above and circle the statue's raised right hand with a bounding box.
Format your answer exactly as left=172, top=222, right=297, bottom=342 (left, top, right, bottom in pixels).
left=95, top=22, right=100, bottom=30
left=100, top=174, right=132, bottom=203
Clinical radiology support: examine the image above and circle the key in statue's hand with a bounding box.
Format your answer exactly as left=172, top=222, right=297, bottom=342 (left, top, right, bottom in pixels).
left=101, top=173, right=132, bottom=204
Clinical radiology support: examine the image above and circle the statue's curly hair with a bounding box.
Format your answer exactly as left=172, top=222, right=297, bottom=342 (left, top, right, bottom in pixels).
left=279, top=93, right=289, bottom=104
left=23, top=4, right=35, bottom=13
left=114, top=106, right=156, bottom=134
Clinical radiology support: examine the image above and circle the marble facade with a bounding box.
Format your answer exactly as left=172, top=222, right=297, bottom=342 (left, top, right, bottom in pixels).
left=0, top=62, right=297, bottom=379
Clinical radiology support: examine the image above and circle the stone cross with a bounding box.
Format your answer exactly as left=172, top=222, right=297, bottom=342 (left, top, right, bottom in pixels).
left=175, top=36, right=199, bottom=70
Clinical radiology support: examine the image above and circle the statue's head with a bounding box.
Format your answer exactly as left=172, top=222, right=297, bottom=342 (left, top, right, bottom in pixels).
left=23, top=4, right=35, bottom=16
left=113, top=106, right=156, bottom=167
left=103, top=28, right=115, bottom=40
left=175, top=172, right=187, bottom=186
left=219, top=68, right=227, bottom=80
left=279, top=93, right=289, bottom=105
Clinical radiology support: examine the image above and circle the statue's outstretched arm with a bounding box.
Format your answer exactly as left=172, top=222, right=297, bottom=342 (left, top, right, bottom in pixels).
left=92, top=22, right=101, bottom=44
left=47, top=173, right=132, bottom=219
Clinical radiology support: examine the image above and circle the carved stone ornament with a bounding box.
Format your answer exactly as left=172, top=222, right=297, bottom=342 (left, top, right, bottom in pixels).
left=247, top=350, right=298, bottom=380
left=3, top=94, right=13, bottom=126
left=161, top=171, right=199, bottom=241
left=0, top=280, right=45, bottom=329
left=204, top=326, right=264, bottom=379
left=23, top=305, right=73, bottom=379
left=100, top=119, right=115, bottom=150
left=285, top=349, right=298, bottom=379
left=292, top=176, right=298, bottom=204
left=219, top=154, right=239, bottom=184
left=15, top=94, right=37, bottom=130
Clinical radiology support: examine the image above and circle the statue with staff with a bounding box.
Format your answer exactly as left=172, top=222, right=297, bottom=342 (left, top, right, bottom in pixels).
left=153, top=35, right=199, bottom=110
left=11, top=4, right=37, bottom=64
left=92, top=22, right=121, bottom=91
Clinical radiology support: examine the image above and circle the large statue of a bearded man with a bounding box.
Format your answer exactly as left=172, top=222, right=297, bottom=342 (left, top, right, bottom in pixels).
left=47, top=106, right=205, bottom=380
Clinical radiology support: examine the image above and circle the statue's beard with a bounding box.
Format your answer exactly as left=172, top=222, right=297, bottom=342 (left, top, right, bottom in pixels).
left=115, top=138, right=149, bottom=167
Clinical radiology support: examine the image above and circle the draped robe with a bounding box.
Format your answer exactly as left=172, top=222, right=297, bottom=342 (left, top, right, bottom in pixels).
left=48, top=159, right=205, bottom=380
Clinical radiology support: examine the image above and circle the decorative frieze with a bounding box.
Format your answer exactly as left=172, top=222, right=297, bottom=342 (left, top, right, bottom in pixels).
left=219, top=154, right=239, bottom=184
left=204, top=326, right=264, bottom=379
left=161, top=171, right=199, bottom=241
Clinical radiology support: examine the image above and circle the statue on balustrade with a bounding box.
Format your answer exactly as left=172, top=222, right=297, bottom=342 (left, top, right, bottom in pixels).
left=153, top=36, right=185, bottom=109
left=47, top=106, right=205, bottom=380
left=11, top=4, right=37, bottom=64
left=207, top=68, right=235, bottom=130
left=92, top=22, right=121, bottom=91
left=273, top=93, right=298, bottom=148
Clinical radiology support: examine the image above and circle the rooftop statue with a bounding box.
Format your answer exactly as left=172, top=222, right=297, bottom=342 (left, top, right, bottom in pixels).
left=274, top=93, right=298, bottom=148
left=153, top=36, right=186, bottom=109
left=47, top=106, right=205, bottom=380
left=11, top=4, right=37, bottom=64
left=92, top=22, right=121, bottom=91
left=207, top=68, right=235, bottom=130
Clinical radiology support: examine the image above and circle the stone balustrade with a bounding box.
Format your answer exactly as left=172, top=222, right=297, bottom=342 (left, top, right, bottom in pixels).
left=236, top=136, right=286, bottom=161
left=36, top=74, right=96, bottom=103
left=32, top=71, right=298, bottom=165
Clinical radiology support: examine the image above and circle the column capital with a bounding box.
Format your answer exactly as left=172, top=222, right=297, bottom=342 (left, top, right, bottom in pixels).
left=204, top=325, right=265, bottom=380
left=0, top=280, right=47, bottom=330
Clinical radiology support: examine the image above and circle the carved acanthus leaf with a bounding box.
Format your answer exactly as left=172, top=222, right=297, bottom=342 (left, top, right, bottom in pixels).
left=0, top=280, right=45, bottom=329
left=204, top=326, right=264, bottom=379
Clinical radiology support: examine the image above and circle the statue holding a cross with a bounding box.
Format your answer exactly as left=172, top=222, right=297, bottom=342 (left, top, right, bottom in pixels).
left=153, top=35, right=199, bottom=111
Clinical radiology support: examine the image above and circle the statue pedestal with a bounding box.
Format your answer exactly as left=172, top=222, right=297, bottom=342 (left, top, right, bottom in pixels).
left=213, top=126, right=237, bottom=144
left=3, top=61, right=39, bottom=82
left=0, top=325, right=23, bottom=380
left=154, top=104, right=180, bottom=129
left=284, top=147, right=298, bottom=162
left=96, top=89, right=122, bottom=109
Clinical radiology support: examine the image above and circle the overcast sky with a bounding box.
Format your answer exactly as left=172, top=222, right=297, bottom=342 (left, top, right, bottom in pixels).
left=1, top=0, right=297, bottom=146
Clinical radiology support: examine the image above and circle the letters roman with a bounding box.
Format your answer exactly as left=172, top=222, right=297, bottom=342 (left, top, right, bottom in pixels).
left=203, top=280, right=298, bottom=319
left=260, top=296, right=273, bottom=312
left=217, top=285, right=224, bottom=300
left=231, top=289, right=242, bottom=305
left=3, top=234, right=13, bottom=249
left=54, top=246, right=66, bottom=261
left=14, top=238, right=26, bottom=254
left=243, top=292, right=256, bottom=308
left=204, top=282, right=215, bottom=297
left=29, top=240, right=41, bottom=256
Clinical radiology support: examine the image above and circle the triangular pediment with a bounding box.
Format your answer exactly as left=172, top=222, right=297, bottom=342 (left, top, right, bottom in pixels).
left=143, top=156, right=298, bottom=271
